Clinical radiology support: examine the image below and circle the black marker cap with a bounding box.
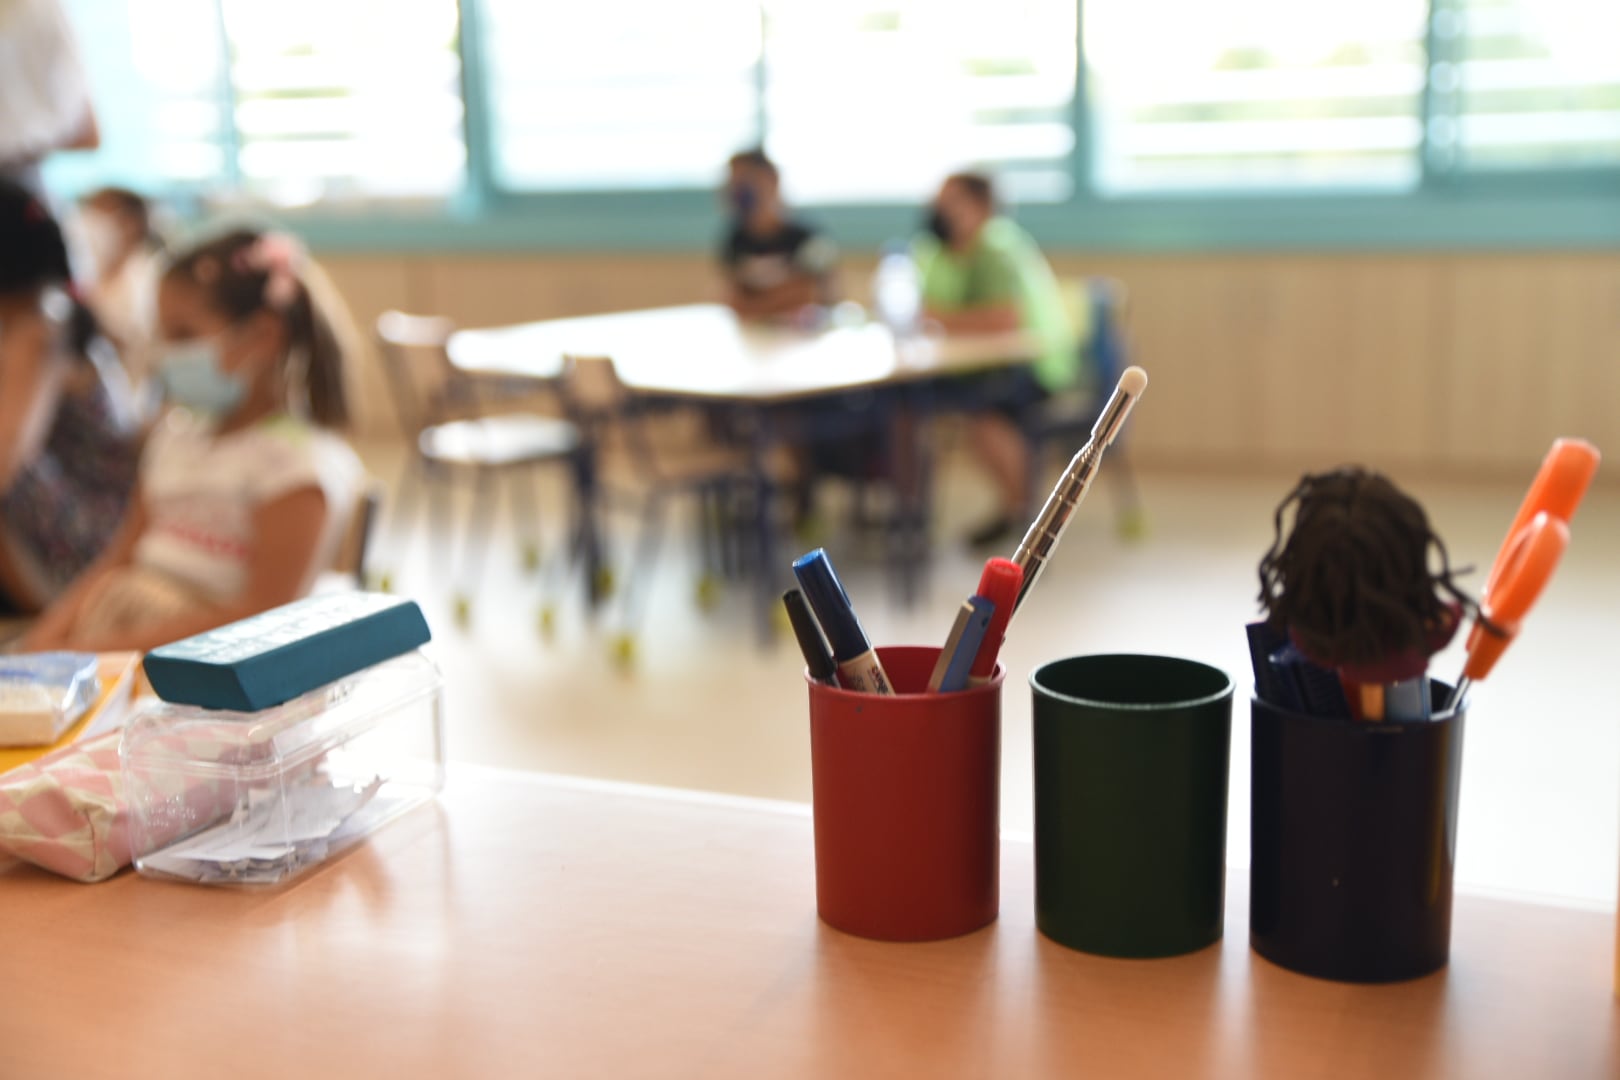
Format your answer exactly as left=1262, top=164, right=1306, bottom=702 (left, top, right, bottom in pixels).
left=782, top=588, right=836, bottom=682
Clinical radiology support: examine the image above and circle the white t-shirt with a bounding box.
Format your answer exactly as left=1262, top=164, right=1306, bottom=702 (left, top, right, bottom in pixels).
left=0, top=0, right=92, bottom=169
left=133, top=410, right=362, bottom=602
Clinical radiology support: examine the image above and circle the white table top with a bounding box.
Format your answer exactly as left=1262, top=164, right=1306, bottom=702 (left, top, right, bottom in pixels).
left=447, top=303, right=1039, bottom=403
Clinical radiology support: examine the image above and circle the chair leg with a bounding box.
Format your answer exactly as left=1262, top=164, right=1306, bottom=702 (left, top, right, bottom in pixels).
left=880, top=393, right=930, bottom=608
left=1021, top=429, right=1043, bottom=525
left=696, top=485, right=722, bottom=582
left=540, top=487, right=594, bottom=627
left=425, top=467, right=456, bottom=582
left=456, top=470, right=500, bottom=620
left=719, top=486, right=745, bottom=580
left=570, top=449, right=609, bottom=610
left=349, top=491, right=380, bottom=589
left=1107, top=447, right=1148, bottom=540
left=577, top=507, right=606, bottom=609
left=748, top=474, right=780, bottom=646
left=902, top=410, right=936, bottom=606
left=385, top=460, right=424, bottom=581
left=617, top=493, right=667, bottom=636
left=508, top=467, right=542, bottom=573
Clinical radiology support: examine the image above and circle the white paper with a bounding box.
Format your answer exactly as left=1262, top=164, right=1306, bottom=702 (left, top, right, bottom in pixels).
left=143, top=775, right=384, bottom=883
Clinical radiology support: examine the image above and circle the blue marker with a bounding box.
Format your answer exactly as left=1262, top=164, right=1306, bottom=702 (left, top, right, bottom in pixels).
left=927, top=596, right=995, bottom=693
left=792, top=549, right=893, bottom=695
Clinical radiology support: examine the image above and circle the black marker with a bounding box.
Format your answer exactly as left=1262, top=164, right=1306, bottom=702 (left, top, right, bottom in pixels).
left=782, top=589, right=836, bottom=685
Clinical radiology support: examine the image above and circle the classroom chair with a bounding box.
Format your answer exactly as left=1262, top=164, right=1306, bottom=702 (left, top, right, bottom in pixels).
left=320, top=484, right=383, bottom=592
left=556, top=354, right=781, bottom=665
left=783, top=385, right=937, bottom=608
left=1020, top=279, right=1146, bottom=539
left=375, top=311, right=584, bottom=626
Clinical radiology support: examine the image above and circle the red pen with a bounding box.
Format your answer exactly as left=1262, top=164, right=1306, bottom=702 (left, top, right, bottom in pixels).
left=968, top=558, right=1023, bottom=685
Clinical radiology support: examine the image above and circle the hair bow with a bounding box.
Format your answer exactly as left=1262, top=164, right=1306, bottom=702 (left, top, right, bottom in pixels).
left=236, top=231, right=306, bottom=310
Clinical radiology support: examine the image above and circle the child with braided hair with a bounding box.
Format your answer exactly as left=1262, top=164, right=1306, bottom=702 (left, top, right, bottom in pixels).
left=23, top=229, right=361, bottom=652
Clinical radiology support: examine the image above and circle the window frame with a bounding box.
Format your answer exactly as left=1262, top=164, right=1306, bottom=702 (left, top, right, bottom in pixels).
left=440, top=0, right=1620, bottom=249
left=52, top=0, right=1620, bottom=251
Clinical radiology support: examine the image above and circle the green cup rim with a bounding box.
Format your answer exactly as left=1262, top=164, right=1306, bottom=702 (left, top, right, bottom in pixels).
left=1029, top=653, right=1234, bottom=712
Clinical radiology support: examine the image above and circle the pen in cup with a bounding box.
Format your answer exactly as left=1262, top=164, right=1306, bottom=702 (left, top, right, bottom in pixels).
left=1345, top=679, right=1385, bottom=723
left=1011, top=366, right=1148, bottom=615
left=967, top=557, right=1022, bottom=687
left=783, top=589, right=836, bottom=685
left=927, top=596, right=995, bottom=693
left=1384, top=676, right=1429, bottom=722
left=793, top=548, right=894, bottom=695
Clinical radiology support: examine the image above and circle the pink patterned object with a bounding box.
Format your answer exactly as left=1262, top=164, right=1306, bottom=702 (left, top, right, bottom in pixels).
left=0, top=731, right=229, bottom=883
left=236, top=231, right=305, bottom=310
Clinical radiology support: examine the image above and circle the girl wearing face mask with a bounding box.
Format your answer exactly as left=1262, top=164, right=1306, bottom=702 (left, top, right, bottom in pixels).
left=23, top=228, right=362, bottom=652
left=77, top=186, right=164, bottom=398
left=0, top=179, right=139, bottom=617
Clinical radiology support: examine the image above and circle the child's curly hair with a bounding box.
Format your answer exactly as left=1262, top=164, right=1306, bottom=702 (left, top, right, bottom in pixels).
left=1257, top=467, right=1476, bottom=668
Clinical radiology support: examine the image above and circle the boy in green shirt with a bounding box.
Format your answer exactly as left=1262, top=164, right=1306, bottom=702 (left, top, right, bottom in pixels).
left=915, top=172, right=1076, bottom=547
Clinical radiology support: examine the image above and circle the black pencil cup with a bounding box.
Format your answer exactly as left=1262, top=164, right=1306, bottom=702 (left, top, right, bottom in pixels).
left=1249, top=683, right=1465, bottom=983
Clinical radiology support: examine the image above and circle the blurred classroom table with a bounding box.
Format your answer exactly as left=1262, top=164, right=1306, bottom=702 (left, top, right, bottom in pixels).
left=2, top=767, right=1614, bottom=1079
left=449, top=304, right=1040, bottom=629
left=446, top=302, right=1037, bottom=400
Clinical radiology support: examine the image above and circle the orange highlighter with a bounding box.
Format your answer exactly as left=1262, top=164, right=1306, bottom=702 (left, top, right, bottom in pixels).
left=1445, top=438, right=1600, bottom=713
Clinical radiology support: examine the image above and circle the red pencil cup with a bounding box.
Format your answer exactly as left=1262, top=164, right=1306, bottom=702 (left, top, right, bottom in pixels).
left=807, top=645, right=1005, bottom=942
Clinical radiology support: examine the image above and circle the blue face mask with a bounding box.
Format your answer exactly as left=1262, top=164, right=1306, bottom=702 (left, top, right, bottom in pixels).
left=157, top=338, right=246, bottom=416
left=730, top=184, right=758, bottom=218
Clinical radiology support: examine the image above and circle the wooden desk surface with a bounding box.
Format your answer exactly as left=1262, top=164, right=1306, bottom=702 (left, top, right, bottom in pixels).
left=3, top=769, right=1614, bottom=1080
left=447, top=303, right=1037, bottom=402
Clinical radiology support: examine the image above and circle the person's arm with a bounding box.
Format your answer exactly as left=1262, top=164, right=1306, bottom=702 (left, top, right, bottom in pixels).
left=797, top=232, right=839, bottom=307
left=64, top=486, right=332, bottom=653
left=923, top=240, right=1025, bottom=335
left=0, top=317, right=67, bottom=490
left=20, top=490, right=147, bottom=650
left=926, top=305, right=1022, bottom=335
left=729, top=277, right=822, bottom=319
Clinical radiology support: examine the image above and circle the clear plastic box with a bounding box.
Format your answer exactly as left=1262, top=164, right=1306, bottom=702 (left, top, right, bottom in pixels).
left=121, top=651, right=445, bottom=886
left=0, top=652, right=99, bottom=747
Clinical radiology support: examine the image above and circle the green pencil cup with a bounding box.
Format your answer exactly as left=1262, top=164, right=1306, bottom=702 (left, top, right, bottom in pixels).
left=1031, top=654, right=1234, bottom=958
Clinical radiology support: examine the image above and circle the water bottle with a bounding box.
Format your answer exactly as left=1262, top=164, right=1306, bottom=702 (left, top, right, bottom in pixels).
left=871, top=242, right=920, bottom=337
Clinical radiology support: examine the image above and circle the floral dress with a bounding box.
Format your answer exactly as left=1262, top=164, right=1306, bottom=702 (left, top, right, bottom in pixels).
left=1, top=365, right=139, bottom=599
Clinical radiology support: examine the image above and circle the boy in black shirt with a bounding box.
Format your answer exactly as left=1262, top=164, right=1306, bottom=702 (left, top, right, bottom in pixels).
left=719, top=149, right=836, bottom=320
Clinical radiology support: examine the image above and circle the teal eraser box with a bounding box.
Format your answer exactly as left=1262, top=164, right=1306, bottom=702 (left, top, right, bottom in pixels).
left=142, top=593, right=432, bottom=713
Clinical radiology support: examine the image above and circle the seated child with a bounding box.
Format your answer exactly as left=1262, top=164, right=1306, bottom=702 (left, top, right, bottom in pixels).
left=23, top=229, right=362, bottom=652
left=77, top=185, right=167, bottom=402
left=1, top=179, right=140, bottom=614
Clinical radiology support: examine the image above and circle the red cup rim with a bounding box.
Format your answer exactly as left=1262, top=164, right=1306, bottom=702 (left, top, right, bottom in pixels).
left=803, top=644, right=1006, bottom=699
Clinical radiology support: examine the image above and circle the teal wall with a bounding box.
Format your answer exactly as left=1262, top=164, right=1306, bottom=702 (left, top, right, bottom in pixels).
left=289, top=187, right=1620, bottom=255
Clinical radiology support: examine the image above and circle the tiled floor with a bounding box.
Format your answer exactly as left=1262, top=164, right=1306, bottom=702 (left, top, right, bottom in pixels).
left=358, top=439, right=1620, bottom=909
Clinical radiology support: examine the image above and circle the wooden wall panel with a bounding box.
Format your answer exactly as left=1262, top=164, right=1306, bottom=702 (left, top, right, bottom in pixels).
left=1337, top=257, right=1444, bottom=470
left=415, top=255, right=716, bottom=329
left=1099, top=258, right=1270, bottom=461
left=319, top=250, right=1620, bottom=478
left=1438, top=256, right=1620, bottom=471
